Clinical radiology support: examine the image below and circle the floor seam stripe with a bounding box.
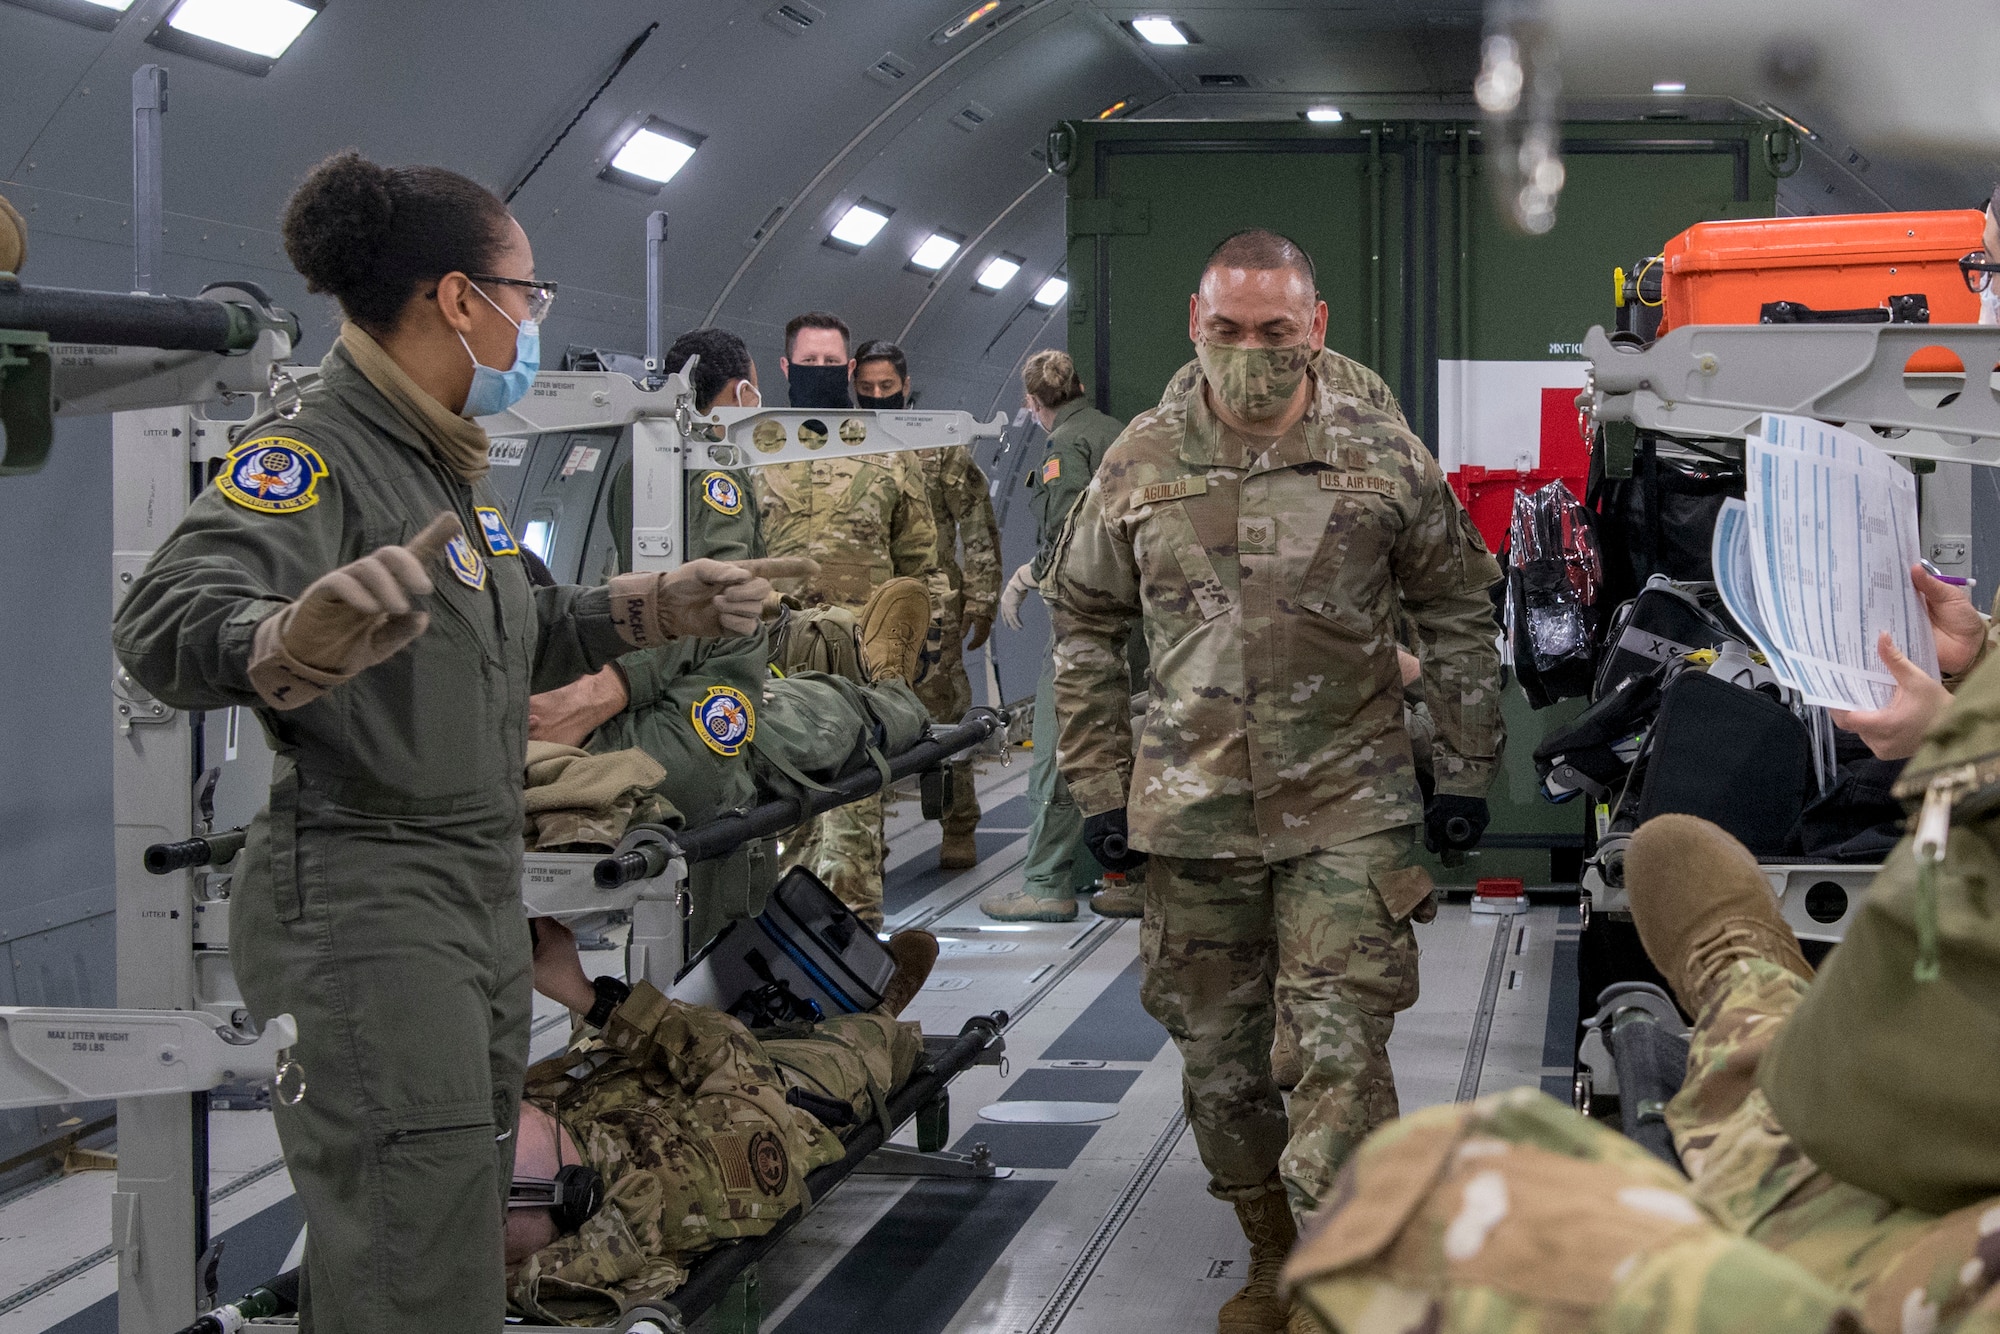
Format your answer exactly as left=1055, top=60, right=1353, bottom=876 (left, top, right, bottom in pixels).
left=1455, top=919, right=1516, bottom=1103
left=1002, top=918, right=1122, bottom=1033
left=1024, top=1108, right=1189, bottom=1334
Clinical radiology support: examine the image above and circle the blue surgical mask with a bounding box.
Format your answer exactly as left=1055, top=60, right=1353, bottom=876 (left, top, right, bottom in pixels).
left=460, top=285, right=540, bottom=417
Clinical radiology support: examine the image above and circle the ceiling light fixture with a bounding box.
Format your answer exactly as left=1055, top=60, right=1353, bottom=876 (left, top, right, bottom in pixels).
left=1097, top=98, right=1130, bottom=120
left=1031, top=276, right=1069, bottom=308
left=4, top=0, right=135, bottom=32
left=827, top=200, right=894, bottom=251
left=1303, top=106, right=1343, bottom=123
left=934, top=0, right=999, bottom=41
left=909, top=232, right=963, bottom=272
left=1652, top=80, right=1687, bottom=94
left=146, top=0, right=320, bottom=73
left=1130, top=15, right=1191, bottom=45
left=600, top=120, right=704, bottom=193
left=974, top=254, right=1023, bottom=292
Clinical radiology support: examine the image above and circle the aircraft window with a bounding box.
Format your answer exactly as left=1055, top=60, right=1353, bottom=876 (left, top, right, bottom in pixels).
left=521, top=519, right=554, bottom=561
left=840, top=418, right=868, bottom=446
left=753, top=421, right=787, bottom=454
left=975, top=254, right=1023, bottom=292
left=798, top=419, right=829, bottom=451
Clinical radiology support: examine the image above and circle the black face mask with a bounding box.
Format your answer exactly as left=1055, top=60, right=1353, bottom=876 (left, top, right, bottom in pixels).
left=786, top=363, right=853, bottom=409
left=855, top=391, right=906, bottom=410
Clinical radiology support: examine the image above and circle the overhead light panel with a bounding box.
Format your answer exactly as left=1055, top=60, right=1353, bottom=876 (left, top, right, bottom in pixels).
left=909, top=232, right=963, bottom=272
left=603, top=121, right=703, bottom=191
left=1653, top=80, right=1687, bottom=94
left=1304, top=106, right=1343, bottom=123
left=1031, top=276, right=1069, bottom=308
left=147, top=0, right=321, bottom=73
left=1097, top=98, right=1130, bottom=120
left=933, top=0, right=999, bottom=42
left=828, top=200, right=894, bottom=251
left=974, top=254, right=1023, bottom=292
left=1130, top=15, right=1191, bottom=45
left=5, top=0, right=136, bottom=32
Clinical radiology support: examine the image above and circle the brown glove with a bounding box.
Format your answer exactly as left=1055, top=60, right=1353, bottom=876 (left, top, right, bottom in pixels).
left=247, top=512, right=461, bottom=710
left=606, top=557, right=819, bottom=647
left=0, top=192, right=24, bottom=275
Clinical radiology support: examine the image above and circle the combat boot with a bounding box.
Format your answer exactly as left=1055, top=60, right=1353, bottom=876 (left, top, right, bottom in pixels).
left=938, top=831, right=980, bottom=870
left=1089, top=871, right=1143, bottom=918
left=980, top=888, right=1078, bottom=922
left=1284, top=1308, right=1324, bottom=1334
left=1624, top=814, right=1814, bottom=1010
left=1219, top=1184, right=1296, bottom=1334
left=879, top=930, right=939, bottom=1016
left=858, top=578, right=932, bottom=684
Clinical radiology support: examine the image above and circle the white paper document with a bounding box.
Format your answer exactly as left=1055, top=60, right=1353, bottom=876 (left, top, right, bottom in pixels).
left=1722, top=414, right=1937, bottom=711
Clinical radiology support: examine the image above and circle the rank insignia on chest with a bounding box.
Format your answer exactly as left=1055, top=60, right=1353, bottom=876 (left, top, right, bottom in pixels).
left=444, top=534, right=488, bottom=590
left=216, top=436, right=327, bottom=514
left=1137, top=476, right=1208, bottom=505
left=1042, top=456, right=1061, bottom=482
left=700, top=472, right=745, bottom=516
left=1319, top=471, right=1395, bottom=495
left=691, top=685, right=756, bottom=756
left=474, top=506, right=519, bottom=556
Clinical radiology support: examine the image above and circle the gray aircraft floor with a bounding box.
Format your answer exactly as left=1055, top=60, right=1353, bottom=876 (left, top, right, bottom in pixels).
left=0, top=753, right=1578, bottom=1334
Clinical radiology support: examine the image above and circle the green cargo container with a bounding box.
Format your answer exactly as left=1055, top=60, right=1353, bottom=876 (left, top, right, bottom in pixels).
left=1049, top=115, right=1785, bottom=884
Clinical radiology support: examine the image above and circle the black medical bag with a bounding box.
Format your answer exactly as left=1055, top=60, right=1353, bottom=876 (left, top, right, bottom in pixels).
left=1593, top=578, right=1741, bottom=700
left=1633, top=670, right=1814, bottom=858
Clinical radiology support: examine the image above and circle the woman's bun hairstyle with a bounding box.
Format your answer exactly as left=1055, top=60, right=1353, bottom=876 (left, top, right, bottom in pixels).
left=281, top=149, right=512, bottom=331
left=1023, top=348, right=1084, bottom=409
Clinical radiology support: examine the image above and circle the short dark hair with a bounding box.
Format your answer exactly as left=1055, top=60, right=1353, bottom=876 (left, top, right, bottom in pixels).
left=664, top=327, right=754, bottom=412
left=853, top=339, right=908, bottom=382
left=1200, top=228, right=1317, bottom=292
left=282, top=149, right=513, bottom=333
left=784, top=311, right=850, bottom=358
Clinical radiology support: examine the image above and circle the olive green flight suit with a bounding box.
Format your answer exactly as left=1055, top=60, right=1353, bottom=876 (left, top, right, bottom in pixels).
left=110, top=345, right=633, bottom=1334
left=1020, top=397, right=1125, bottom=901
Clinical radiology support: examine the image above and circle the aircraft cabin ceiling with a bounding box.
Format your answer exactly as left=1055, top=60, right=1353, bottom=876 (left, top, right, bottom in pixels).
left=1, top=0, right=1492, bottom=414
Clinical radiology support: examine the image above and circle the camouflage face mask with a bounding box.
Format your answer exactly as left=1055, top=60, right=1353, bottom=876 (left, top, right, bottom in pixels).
left=1196, top=340, right=1312, bottom=423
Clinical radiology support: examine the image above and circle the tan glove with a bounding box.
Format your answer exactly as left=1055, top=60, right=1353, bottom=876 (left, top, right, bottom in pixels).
left=607, top=557, right=819, bottom=646
left=248, top=512, right=461, bottom=710
left=999, top=563, right=1039, bottom=631
left=0, top=192, right=25, bottom=275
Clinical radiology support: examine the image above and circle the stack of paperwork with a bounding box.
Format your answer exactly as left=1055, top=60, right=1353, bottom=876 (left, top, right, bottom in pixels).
left=1711, top=413, right=1938, bottom=711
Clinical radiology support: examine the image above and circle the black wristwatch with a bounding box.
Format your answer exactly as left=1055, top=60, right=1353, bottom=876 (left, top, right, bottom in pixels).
left=584, top=976, right=632, bottom=1029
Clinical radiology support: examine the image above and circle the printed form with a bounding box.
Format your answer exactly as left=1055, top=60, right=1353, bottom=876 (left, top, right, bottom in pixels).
left=1710, top=413, right=1936, bottom=711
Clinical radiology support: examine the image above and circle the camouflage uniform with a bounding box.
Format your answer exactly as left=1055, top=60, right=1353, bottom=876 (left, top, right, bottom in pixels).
left=1048, top=351, right=1503, bottom=1221
left=1285, top=957, right=2000, bottom=1334
left=912, top=446, right=1003, bottom=844
left=509, top=987, right=917, bottom=1324
left=754, top=456, right=942, bottom=927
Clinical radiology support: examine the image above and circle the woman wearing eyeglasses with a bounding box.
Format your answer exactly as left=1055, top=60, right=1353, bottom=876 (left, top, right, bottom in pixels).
left=111, top=151, right=784, bottom=1333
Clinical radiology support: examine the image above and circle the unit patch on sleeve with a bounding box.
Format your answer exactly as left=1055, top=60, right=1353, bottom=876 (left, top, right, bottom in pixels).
left=690, top=685, right=756, bottom=757
left=216, top=437, right=328, bottom=514
left=444, top=534, right=488, bottom=590
left=1137, top=476, right=1209, bottom=505
left=700, top=471, right=745, bottom=516
left=474, top=506, right=520, bottom=556
left=1042, top=456, right=1062, bottom=483
left=1319, top=471, right=1396, bottom=495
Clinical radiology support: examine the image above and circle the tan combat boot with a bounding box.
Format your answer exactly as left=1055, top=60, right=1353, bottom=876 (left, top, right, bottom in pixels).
left=1284, top=1308, right=1325, bottom=1334
left=1623, top=814, right=1814, bottom=1010
left=980, top=888, right=1079, bottom=922
left=857, top=578, right=932, bottom=684
left=879, top=930, right=939, bottom=1016
left=939, top=831, right=980, bottom=870
left=1219, top=1184, right=1296, bottom=1334
left=1089, top=871, right=1144, bottom=918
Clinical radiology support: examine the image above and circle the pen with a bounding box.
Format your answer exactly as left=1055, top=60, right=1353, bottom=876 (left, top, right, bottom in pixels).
left=1920, top=559, right=1974, bottom=588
